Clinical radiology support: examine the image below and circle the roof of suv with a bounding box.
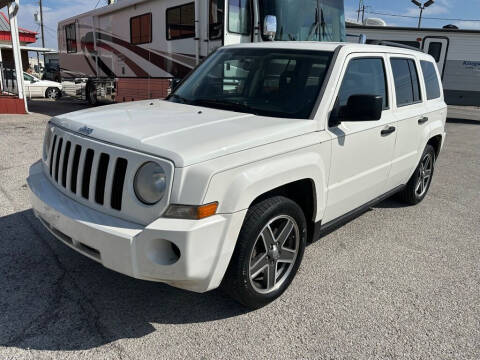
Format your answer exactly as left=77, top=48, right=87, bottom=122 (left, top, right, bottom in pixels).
left=223, top=41, right=432, bottom=60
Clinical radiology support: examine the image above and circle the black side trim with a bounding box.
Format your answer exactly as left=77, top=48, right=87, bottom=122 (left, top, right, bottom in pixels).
left=313, top=185, right=406, bottom=241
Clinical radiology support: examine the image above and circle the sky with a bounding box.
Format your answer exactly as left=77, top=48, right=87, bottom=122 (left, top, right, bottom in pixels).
left=9, top=0, right=480, bottom=51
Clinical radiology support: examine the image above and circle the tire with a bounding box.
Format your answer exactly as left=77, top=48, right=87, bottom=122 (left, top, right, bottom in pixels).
left=222, top=196, right=307, bottom=309
left=86, top=83, right=98, bottom=106
left=397, top=144, right=436, bottom=205
left=45, top=87, right=61, bottom=99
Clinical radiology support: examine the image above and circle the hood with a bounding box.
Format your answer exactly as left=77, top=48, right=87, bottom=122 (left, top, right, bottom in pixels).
left=40, top=80, right=62, bottom=87
left=52, top=99, right=317, bottom=167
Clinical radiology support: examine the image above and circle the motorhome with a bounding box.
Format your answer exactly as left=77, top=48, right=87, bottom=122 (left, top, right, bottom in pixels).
left=58, top=0, right=346, bottom=104
left=347, top=23, right=480, bottom=106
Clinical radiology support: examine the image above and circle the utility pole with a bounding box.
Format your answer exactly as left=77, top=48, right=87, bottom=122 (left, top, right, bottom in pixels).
left=39, top=0, right=45, bottom=66
left=357, top=0, right=363, bottom=22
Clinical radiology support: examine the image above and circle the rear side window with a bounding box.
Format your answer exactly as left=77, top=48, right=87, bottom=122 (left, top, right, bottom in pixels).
left=337, top=58, right=388, bottom=110
left=65, top=23, right=77, bottom=53
left=166, top=3, right=195, bottom=40
left=391, top=58, right=422, bottom=107
left=130, top=13, right=152, bottom=45
left=421, top=61, right=441, bottom=100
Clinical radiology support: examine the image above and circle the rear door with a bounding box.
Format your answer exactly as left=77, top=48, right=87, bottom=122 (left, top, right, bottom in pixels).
left=323, top=54, right=397, bottom=223
left=387, top=56, right=427, bottom=188
left=423, top=37, right=448, bottom=77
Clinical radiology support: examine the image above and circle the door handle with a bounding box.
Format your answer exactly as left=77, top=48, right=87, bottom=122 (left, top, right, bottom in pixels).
left=381, top=126, right=396, bottom=136
left=418, top=116, right=429, bottom=124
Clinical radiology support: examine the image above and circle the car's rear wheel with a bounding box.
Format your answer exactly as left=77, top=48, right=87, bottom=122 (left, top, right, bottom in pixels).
left=45, top=87, right=61, bottom=99
left=398, top=144, right=436, bottom=205
left=222, top=196, right=307, bottom=309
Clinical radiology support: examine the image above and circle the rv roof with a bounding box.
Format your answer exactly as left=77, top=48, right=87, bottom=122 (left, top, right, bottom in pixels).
left=347, top=23, right=480, bottom=35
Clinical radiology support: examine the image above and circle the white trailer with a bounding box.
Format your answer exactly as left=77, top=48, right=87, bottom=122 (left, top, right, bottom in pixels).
left=347, top=23, right=480, bottom=106
left=58, top=0, right=346, bottom=104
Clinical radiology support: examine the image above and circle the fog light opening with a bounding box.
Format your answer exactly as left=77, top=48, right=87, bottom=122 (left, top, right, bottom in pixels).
left=146, top=239, right=181, bottom=265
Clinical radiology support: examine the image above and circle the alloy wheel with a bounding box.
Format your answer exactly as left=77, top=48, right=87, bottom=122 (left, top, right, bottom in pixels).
left=415, top=152, right=433, bottom=197
left=248, top=215, right=300, bottom=294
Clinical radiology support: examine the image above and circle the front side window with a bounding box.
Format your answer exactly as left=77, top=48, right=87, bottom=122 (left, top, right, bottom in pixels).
left=210, top=0, right=224, bottom=40
left=421, top=60, right=441, bottom=100
left=166, top=3, right=195, bottom=40
left=65, top=23, right=77, bottom=53
left=130, top=13, right=152, bottom=45
left=228, top=0, right=250, bottom=34
left=391, top=58, right=422, bottom=107
left=169, top=48, right=333, bottom=119
left=337, top=58, right=388, bottom=110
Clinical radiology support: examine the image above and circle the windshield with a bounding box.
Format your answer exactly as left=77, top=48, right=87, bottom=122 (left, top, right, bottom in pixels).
left=260, top=0, right=345, bottom=42
left=168, top=48, right=333, bottom=119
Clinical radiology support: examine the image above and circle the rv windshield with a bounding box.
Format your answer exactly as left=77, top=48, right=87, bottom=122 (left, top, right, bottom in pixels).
left=260, top=0, right=345, bottom=42
left=168, top=48, right=333, bottom=119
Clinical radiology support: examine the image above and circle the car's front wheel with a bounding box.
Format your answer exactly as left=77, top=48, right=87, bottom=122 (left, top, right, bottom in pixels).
left=45, top=87, right=61, bottom=99
left=398, top=144, right=436, bottom=205
left=222, top=196, right=307, bottom=309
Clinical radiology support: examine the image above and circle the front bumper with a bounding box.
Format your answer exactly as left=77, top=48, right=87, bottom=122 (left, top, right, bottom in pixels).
left=27, top=161, right=246, bottom=292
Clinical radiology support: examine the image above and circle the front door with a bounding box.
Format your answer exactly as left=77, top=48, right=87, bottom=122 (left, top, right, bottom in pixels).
left=423, top=37, right=448, bottom=77
left=207, top=0, right=225, bottom=54
left=223, top=0, right=252, bottom=46
left=323, top=54, right=397, bottom=223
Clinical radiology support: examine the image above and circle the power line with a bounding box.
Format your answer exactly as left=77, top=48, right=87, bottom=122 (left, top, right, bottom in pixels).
left=94, top=0, right=102, bottom=9
left=367, top=10, right=480, bottom=22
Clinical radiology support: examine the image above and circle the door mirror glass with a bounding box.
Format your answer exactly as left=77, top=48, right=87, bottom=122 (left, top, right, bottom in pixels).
left=263, top=15, right=277, bottom=40
left=340, top=94, right=383, bottom=122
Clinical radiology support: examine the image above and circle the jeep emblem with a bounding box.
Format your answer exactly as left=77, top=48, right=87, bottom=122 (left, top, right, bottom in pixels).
left=78, top=126, right=93, bottom=135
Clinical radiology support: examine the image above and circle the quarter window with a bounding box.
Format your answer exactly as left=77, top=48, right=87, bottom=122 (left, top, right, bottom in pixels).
left=391, top=58, right=422, bottom=106
left=228, top=0, right=250, bottom=35
left=166, top=3, right=195, bottom=40
left=130, top=13, right=152, bottom=45
left=65, top=23, right=77, bottom=54
left=337, top=58, right=388, bottom=110
left=209, top=0, right=224, bottom=40
left=421, top=61, right=441, bottom=100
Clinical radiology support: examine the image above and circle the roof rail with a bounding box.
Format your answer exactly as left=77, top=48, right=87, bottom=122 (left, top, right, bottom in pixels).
left=368, top=40, right=423, bottom=52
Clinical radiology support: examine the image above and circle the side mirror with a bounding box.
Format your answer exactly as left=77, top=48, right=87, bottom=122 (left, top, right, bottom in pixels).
left=263, top=15, right=277, bottom=41
left=330, top=94, right=383, bottom=126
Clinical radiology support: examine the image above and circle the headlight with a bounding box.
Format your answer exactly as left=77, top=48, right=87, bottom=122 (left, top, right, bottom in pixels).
left=43, top=123, right=53, bottom=161
left=134, top=162, right=167, bottom=205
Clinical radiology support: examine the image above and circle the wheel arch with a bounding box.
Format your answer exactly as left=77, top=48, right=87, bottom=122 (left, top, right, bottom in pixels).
left=427, top=134, right=443, bottom=159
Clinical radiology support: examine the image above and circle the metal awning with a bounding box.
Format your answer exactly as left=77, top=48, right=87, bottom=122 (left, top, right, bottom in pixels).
left=0, top=44, right=56, bottom=53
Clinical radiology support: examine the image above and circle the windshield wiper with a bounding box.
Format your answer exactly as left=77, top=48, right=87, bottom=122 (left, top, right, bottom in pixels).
left=192, top=99, right=259, bottom=115
left=169, top=93, right=189, bottom=104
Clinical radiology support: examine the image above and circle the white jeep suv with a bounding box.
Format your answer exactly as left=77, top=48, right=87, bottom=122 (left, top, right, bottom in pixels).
left=28, top=43, right=446, bottom=308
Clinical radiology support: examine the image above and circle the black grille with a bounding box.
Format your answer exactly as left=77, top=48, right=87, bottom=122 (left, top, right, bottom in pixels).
left=47, top=138, right=128, bottom=211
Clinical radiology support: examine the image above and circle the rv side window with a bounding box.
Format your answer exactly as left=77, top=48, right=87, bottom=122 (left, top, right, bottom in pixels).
left=130, top=13, right=152, bottom=45
left=228, top=0, right=250, bottom=35
left=166, top=3, right=195, bottom=40
left=427, top=42, right=442, bottom=63
left=210, top=0, right=224, bottom=40
left=65, top=23, right=77, bottom=54
left=421, top=61, right=441, bottom=100
left=391, top=58, right=422, bottom=107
